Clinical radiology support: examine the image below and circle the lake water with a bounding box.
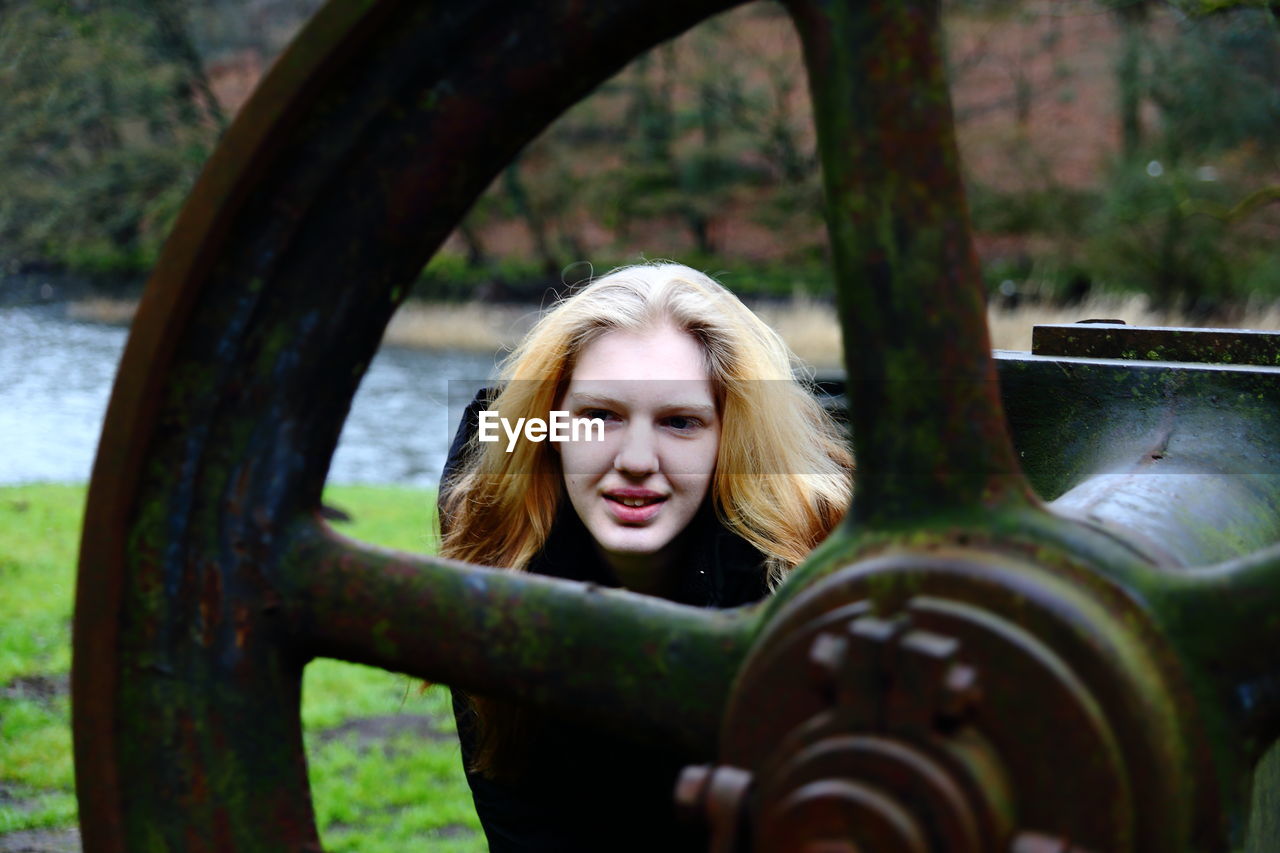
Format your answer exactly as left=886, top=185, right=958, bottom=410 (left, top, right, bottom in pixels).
left=0, top=303, right=497, bottom=487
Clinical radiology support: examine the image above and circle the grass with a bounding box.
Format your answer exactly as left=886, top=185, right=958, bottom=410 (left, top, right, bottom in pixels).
left=0, top=483, right=484, bottom=852
left=0, top=485, right=99, bottom=840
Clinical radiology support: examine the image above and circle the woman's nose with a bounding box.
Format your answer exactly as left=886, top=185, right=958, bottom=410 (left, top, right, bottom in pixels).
left=613, top=424, right=659, bottom=476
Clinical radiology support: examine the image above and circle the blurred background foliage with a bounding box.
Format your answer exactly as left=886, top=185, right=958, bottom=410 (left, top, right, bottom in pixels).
left=1, top=0, right=1277, bottom=313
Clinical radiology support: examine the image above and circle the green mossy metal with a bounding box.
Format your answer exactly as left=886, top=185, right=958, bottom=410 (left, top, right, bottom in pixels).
left=786, top=0, right=1032, bottom=527
left=1034, top=324, right=1280, bottom=367
left=291, top=524, right=757, bottom=757
left=769, top=348, right=1280, bottom=847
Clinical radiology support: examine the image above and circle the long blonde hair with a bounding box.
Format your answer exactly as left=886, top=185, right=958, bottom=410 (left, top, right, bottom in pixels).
left=439, top=262, right=852, bottom=588
left=439, top=262, right=852, bottom=777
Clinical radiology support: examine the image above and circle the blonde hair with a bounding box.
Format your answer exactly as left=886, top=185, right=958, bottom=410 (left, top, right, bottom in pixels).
left=439, top=261, right=851, bottom=587
left=439, top=262, right=852, bottom=778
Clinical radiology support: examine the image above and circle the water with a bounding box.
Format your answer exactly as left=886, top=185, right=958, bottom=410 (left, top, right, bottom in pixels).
left=0, top=304, right=497, bottom=487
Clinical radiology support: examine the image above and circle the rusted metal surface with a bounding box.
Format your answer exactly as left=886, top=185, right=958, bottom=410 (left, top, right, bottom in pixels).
left=998, top=350, right=1280, bottom=565
left=702, top=549, right=1213, bottom=851
left=786, top=0, right=1033, bottom=526
left=998, top=351, right=1280, bottom=801
left=1033, top=323, right=1280, bottom=366
left=72, top=0, right=1280, bottom=850
left=75, top=0, right=747, bottom=849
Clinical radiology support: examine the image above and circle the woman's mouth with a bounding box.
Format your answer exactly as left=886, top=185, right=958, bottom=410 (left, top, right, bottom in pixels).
left=604, top=491, right=667, bottom=523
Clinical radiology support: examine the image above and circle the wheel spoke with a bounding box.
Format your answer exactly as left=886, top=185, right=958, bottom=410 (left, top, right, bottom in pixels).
left=788, top=0, right=1033, bottom=525
left=292, top=521, right=759, bottom=755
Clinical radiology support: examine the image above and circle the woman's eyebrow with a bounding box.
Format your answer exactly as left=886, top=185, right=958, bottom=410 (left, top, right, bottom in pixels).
left=565, top=392, right=715, bottom=416
left=563, top=392, right=624, bottom=409
left=657, top=403, right=716, bottom=417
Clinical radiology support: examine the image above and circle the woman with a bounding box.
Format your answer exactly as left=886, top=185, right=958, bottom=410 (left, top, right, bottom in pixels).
left=438, top=262, right=851, bottom=851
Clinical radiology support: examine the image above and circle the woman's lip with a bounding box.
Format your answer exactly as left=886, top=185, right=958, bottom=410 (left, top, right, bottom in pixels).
left=603, top=494, right=666, bottom=523
left=607, top=489, right=665, bottom=500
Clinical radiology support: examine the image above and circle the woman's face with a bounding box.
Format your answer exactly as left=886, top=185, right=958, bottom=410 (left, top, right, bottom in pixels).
left=558, top=323, right=720, bottom=594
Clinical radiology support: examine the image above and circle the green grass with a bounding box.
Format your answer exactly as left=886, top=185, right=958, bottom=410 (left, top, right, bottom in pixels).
left=0, top=483, right=483, bottom=851
left=0, top=485, right=82, bottom=685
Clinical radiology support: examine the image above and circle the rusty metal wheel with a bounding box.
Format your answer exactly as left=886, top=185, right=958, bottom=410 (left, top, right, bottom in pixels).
left=72, top=0, right=1280, bottom=851
left=73, top=2, right=759, bottom=847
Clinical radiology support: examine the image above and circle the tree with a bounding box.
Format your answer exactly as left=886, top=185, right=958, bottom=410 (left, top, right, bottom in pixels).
left=0, top=0, right=221, bottom=275
left=1087, top=6, right=1280, bottom=311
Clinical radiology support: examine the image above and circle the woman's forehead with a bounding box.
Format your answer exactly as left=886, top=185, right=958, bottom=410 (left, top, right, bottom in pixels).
left=570, top=324, right=711, bottom=384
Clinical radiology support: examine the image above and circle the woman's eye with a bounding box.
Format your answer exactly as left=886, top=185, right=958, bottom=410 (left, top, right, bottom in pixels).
left=663, top=415, right=703, bottom=433
left=580, top=408, right=619, bottom=422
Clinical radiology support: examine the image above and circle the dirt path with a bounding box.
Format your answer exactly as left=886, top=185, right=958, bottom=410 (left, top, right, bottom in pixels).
left=0, top=828, right=81, bottom=853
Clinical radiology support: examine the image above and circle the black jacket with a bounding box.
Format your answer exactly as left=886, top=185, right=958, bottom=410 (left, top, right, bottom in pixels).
left=440, top=390, right=767, bottom=852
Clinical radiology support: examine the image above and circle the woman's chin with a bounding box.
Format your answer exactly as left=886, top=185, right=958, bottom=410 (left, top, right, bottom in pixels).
left=598, top=531, right=668, bottom=560
left=597, top=516, right=694, bottom=564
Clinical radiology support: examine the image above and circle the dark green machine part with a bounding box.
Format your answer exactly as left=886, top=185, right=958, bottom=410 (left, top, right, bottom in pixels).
left=70, top=0, right=1280, bottom=850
